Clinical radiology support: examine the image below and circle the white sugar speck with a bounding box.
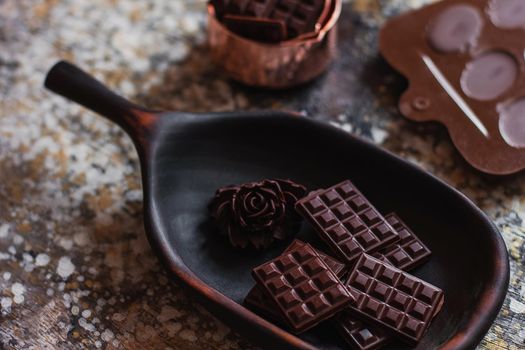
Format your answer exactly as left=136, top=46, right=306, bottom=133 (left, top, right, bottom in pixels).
left=11, top=283, right=26, bottom=304
left=71, top=305, right=80, bottom=316
left=35, top=253, right=50, bottom=267
left=510, top=298, right=525, bottom=314
left=3, top=272, right=11, bottom=280
left=13, top=234, right=23, bottom=245
left=78, top=317, right=96, bottom=332
left=57, top=256, right=75, bottom=279
left=73, top=232, right=90, bottom=246
left=371, top=126, right=388, bottom=144
left=1, top=297, right=12, bottom=311
left=0, top=224, right=9, bottom=238
left=82, top=309, right=92, bottom=318
left=101, top=329, right=114, bottom=342
left=59, top=238, right=73, bottom=250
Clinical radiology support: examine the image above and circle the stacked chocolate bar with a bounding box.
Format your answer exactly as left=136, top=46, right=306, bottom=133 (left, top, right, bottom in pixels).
left=210, top=0, right=332, bottom=42
left=245, top=180, right=443, bottom=349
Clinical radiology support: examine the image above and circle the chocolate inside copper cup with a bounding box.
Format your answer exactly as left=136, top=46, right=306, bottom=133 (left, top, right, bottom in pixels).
left=207, top=0, right=341, bottom=88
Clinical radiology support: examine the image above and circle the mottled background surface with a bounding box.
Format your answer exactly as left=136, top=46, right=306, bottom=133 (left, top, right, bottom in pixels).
left=0, top=0, right=523, bottom=349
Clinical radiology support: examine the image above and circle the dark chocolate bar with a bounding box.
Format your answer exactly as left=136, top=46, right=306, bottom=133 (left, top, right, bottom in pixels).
left=336, top=310, right=390, bottom=350
left=295, top=180, right=399, bottom=263
left=251, top=242, right=354, bottom=333
left=380, top=0, right=525, bottom=175
left=345, top=254, right=444, bottom=344
left=245, top=240, right=347, bottom=322
left=373, top=213, right=431, bottom=271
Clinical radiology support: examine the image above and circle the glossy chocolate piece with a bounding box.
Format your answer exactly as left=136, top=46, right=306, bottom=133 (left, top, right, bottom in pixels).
left=284, top=239, right=346, bottom=277
left=245, top=240, right=347, bottom=325
left=373, top=213, right=431, bottom=271
left=380, top=0, right=525, bottom=175
left=295, top=180, right=399, bottom=263
left=345, top=254, right=444, bottom=345
left=211, top=0, right=329, bottom=40
left=252, top=242, right=354, bottom=333
left=209, top=179, right=306, bottom=249
left=336, top=310, right=390, bottom=350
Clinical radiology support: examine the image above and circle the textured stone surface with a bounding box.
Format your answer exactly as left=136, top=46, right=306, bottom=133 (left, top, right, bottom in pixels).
left=0, top=0, right=523, bottom=349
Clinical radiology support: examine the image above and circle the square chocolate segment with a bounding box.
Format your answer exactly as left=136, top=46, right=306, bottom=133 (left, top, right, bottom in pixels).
left=251, top=243, right=354, bottom=333
left=284, top=239, right=347, bottom=277
left=373, top=213, right=432, bottom=271
left=345, top=254, right=444, bottom=344
left=336, top=310, right=390, bottom=350
left=295, top=180, right=399, bottom=263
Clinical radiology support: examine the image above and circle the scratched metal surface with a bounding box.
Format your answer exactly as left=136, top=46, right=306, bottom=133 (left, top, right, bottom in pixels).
left=0, top=0, right=523, bottom=349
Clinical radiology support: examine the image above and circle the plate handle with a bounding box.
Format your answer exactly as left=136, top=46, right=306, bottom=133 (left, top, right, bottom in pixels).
left=44, top=61, right=158, bottom=149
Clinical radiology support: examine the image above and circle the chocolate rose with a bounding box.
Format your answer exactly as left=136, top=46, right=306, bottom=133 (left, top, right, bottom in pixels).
left=209, top=179, right=307, bottom=249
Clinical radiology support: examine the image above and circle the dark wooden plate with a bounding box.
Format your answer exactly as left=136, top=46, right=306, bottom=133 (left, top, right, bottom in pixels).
left=45, top=61, right=509, bottom=350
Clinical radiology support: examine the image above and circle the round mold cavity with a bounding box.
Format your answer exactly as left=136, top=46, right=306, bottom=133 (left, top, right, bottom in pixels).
left=427, top=4, right=483, bottom=53
left=488, top=0, right=525, bottom=29
left=460, top=51, right=518, bottom=101
left=499, top=98, right=525, bottom=148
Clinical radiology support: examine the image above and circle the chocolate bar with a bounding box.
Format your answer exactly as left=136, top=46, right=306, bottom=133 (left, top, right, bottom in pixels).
left=373, top=213, right=431, bottom=271
left=295, top=180, right=399, bottom=263
left=211, top=0, right=330, bottom=41
left=345, top=254, right=444, bottom=344
left=380, top=0, right=525, bottom=175
left=336, top=310, right=390, bottom=350
left=245, top=240, right=347, bottom=322
left=251, top=242, right=354, bottom=333
left=245, top=286, right=392, bottom=350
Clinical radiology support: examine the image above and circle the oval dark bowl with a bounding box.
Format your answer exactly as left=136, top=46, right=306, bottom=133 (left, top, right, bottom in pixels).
left=45, top=61, right=509, bottom=350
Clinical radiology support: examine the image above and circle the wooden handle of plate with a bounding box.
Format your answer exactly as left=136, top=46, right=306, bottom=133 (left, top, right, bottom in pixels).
left=44, top=61, right=158, bottom=147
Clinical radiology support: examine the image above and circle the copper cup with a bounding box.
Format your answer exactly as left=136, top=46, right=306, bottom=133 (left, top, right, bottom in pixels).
left=207, top=0, right=342, bottom=89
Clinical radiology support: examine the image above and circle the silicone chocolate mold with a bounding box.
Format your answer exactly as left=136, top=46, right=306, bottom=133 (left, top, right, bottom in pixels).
left=380, top=0, right=525, bottom=174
